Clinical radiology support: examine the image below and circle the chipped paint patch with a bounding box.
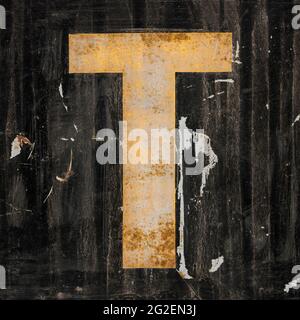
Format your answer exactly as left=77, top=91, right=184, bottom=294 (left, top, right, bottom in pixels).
left=209, top=256, right=224, bottom=273
left=10, top=135, right=32, bottom=159
left=233, top=41, right=242, bottom=64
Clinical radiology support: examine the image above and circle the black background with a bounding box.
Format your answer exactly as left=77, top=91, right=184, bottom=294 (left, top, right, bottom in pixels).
left=0, top=0, right=300, bottom=300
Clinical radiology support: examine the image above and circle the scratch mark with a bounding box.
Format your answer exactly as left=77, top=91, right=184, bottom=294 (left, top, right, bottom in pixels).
left=27, top=142, right=35, bottom=160
left=56, top=149, right=74, bottom=183
left=43, top=186, right=53, bottom=204
left=0, top=200, right=33, bottom=217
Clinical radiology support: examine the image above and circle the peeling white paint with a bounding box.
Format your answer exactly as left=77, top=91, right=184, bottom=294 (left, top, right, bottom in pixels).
left=196, top=133, right=218, bottom=197
left=209, top=256, right=224, bottom=273
left=232, top=42, right=242, bottom=64
left=176, top=117, right=218, bottom=279
left=177, top=117, right=193, bottom=279
left=73, top=123, right=78, bottom=133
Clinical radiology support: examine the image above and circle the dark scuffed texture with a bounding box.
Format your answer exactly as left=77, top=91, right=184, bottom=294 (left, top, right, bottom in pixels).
left=0, top=0, right=300, bottom=300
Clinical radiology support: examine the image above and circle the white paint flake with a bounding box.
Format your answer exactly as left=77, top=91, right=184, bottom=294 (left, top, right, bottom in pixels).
left=292, top=114, right=300, bottom=127
left=209, top=256, right=224, bottom=273
left=10, top=139, right=21, bottom=159
left=235, top=41, right=240, bottom=59
left=232, top=41, right=242, bottom=64
left=59, top=82, right=68, bottom=111
left=215, top=79, right=235, bottom=84
left=203, top=92, right=224, bottom=102
left=197, top=133, right=218, bottom=197
left=73, top=123, right=78, bottom=133
left=59, top=83, right=64, bottom=98
left=284, top=265, right=300, bottom=293
left=63, top=102, right=68, bottom=112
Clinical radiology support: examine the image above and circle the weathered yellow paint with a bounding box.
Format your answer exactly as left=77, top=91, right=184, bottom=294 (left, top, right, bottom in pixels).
left=69, top=33, right=232, bottom=268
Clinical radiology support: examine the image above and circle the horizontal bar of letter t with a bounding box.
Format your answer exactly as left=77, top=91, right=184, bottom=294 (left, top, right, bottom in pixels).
left=69, top=32, right=232, bottom=268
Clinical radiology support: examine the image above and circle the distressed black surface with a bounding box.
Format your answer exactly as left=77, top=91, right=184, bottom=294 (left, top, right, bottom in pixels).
left=0, top=0, right=300, bottom=300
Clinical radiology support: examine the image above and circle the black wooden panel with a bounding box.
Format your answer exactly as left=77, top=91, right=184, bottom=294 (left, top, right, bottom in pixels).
left=0, top=0, right=300, bottom=300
